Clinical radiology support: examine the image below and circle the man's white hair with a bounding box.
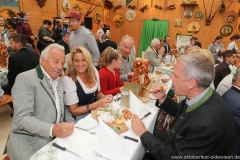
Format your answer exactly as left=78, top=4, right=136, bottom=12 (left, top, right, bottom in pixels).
left=151, top=38, right=160, bottom=47
left=40, top=44, right=65, bottom=63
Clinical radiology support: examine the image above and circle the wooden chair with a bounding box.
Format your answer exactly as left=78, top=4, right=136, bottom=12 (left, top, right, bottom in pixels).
left=0, top=94, right=12, bottom=107
left=2, top=156, right=9, bottom=160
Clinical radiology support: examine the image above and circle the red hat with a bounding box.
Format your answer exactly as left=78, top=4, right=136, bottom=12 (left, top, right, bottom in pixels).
left=65, top=11, right=81, bottom=19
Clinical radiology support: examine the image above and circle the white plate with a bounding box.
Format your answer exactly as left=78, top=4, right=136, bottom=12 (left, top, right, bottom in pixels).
left=76, top=118, right=98, bottom=130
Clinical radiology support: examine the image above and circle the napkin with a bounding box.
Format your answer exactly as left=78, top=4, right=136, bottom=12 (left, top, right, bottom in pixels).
left=129, top=90, right=145, bottom=116
left=67, top=127, right=98, bottom=147
left=98, top=118, right=129, bottom=156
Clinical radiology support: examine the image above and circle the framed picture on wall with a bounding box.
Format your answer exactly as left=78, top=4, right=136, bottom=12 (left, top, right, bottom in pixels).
left=94, top=8, right=103, bottom=24
left=174, top=18, right=183, bottom=27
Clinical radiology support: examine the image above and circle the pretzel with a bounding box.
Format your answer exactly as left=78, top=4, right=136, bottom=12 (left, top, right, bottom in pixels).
left=152, top=86, right=165, bottom=93
left=122, top=110, right=133, bottom=120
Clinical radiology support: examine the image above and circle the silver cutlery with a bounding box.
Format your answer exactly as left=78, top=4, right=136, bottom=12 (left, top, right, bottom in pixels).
left=75, top=126, right=97, bottom=135
left=93, top=151, right=111, bottom=160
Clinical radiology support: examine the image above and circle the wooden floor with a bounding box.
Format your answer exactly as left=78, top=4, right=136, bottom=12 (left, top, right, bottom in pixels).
left=0, top=104, right=12, bottom=160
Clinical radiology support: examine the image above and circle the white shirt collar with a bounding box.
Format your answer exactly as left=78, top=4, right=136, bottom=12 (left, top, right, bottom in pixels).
left=40, top=65, right=59, bottom=85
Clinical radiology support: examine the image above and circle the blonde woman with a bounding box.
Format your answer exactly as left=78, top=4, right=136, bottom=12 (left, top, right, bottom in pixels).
left=63, top=46, right=113, bottom=121
left=98, top=47, right=124, bottom=96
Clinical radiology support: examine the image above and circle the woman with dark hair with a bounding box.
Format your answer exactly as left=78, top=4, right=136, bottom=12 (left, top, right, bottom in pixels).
left=16, top=11, right=37, bottom=48
left=208, top=35, right=224, bottom=55
left=193, top=40, right=202, bottom=48
left=227, top=34, right=240, bottom=52
left=37, top=20, right=54, bottom=53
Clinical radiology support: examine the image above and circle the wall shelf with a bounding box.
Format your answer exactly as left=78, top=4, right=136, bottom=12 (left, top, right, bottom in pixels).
left=181, top=3, right=198, bottom=11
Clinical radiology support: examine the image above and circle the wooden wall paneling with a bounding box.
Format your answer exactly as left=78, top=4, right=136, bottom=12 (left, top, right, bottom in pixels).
left=108, top=0, right=240, bottom=57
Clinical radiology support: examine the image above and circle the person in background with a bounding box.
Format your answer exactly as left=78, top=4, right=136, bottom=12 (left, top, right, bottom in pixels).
left=3, top=34, right=39, bottom=112
left=214, top=50, right=236, bottom=89
left=37, top=20, right=54, bottom=53
left=52, top=18, right=63, bottom=42
left=222, top=68, right=240, bottom=157
left=208, top=35, right=224, bottom=55
left=193, top=40, right=202, bottom=48
left=16, top=11, right=37, bottom=49
left=131, top=54, right=234, bottom=159
left=144, top=38, right=163, bottom=73
left=216, top=67, right=240, bottom=96
left=98, top=47, right=124, bottom=96
left=5, top=44, right=75, bottom=160
left=58, top=29, right=70, bottom=55
left=118, top=35, right=136, bottom=82
left=63, top=46, right=113, bottom=121
left=164, top=35, right=171, bottom=55
left=100, top=34, right=117, bottom=52
left=190, top=37, right=198, bottom=46
left=66, top=11, right=100, bottom=68
left=214, top=48, right=226, bottom=65
left=227, top=34, right=240, bottom=52
left=95, top=33, right=103, bottom=54
left=0, top=16, right=11, bottom=46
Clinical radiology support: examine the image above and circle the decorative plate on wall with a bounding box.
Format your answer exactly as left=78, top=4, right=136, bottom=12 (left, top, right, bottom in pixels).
left=112, top=14, right=124, bottom=28
left=72, top=4, right=82, bottom=15
left=94, top=9, right=103, bottom=24
left=194, top=11, right=204, bottom=21
left=60, top=12, right=65, bottom=19
left=187, top=22, right=200, bottom=34
left=62, top=0, right=70, bottom=12
left=225, top=14, right=235, bottom=23
left=220, top=25, right=233, bottom=37
left=237, top=23, right=240, bottom=34
left=184, top=10, right=192, bottom=19
left=125, top=10, right=136, bottom=21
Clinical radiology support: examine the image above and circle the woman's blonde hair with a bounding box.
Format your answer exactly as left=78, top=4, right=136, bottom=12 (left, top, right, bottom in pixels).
left=64, top=46, right=96, bottom=83
left=186, top=47, right=215, bottom=65
left=98, top=47, right=121, bottom=68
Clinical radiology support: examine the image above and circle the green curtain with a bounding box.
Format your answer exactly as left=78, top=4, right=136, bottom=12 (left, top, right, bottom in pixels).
left=138, top=20, right=169, bottom=57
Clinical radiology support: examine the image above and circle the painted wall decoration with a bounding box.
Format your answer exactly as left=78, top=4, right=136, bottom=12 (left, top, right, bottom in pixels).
left=174, top=18, right=183, bottom=27
left=94, top=8, right=103, bottom=24
left=112, top=14, right=123, bottom=28
left=72, top=4, right=82, bottom=15
left=184, top=10, right=192, bottom=19
left=237, top=23, right=240, bottom=34
left=0, top=0, right=19, bottom=32
left=62, top=0, right=70, bottom=12
left=225, top=14, right=235, bottom=23
left=220, top=25, right=233, bottom=37
left=187, top=22, right=200, bottom=34
left=125, top=10, right=136, bottom=22
left=195, top=11, right=204, bottom=21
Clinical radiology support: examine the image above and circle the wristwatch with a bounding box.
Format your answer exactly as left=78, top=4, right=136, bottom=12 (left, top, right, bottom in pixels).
left=86, top=104, right=91, bottom=113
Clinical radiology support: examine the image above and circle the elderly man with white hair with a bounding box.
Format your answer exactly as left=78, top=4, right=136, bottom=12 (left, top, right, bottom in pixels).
left=144, top=38, right=165, bottom=73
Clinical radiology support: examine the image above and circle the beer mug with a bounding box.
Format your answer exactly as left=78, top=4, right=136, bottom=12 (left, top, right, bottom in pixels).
left=155, top=67, right=162, bottom=77
left=116, top=90, right=130, bottom=109
left=165, top=55, right=171, bottom=67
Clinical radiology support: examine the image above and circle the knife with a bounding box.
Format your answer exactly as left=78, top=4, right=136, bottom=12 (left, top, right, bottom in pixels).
left=141, top=112, right=151, bottom=120
left=52, top=143, right=82, bottom=158
left=123, top=136, right=139, bottom=142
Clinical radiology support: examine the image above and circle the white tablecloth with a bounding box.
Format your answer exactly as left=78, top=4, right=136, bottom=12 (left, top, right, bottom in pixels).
left=154, top=64, right=173, bottom=76
left=30, top=82, right=173, bottom=160
left=0, top=67, right=8, bottom=86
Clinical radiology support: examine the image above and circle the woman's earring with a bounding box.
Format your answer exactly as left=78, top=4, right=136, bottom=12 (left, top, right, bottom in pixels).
left=71, top=67, right=74, bottom=71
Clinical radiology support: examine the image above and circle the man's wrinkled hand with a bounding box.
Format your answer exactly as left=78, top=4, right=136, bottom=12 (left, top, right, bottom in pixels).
left=131, top=114, right=147, bottom=137
left=52, top=122, right=74, bottom=138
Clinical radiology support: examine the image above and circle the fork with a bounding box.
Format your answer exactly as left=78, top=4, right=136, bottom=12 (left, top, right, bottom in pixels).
left=75, top=126, right=97, bottom=135
left=93, top=151, right=111, bottom=160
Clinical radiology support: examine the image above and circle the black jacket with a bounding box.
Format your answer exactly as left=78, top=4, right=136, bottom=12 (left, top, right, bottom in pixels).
left=7, top=48, right=39, bottom=91
left=100, top=39, right=117, bottom=52
left=141, top=89, right=234, bottom=160
left=58, top=38, right=70, bottom=55
left=214, top=61, right=231, bottom=89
